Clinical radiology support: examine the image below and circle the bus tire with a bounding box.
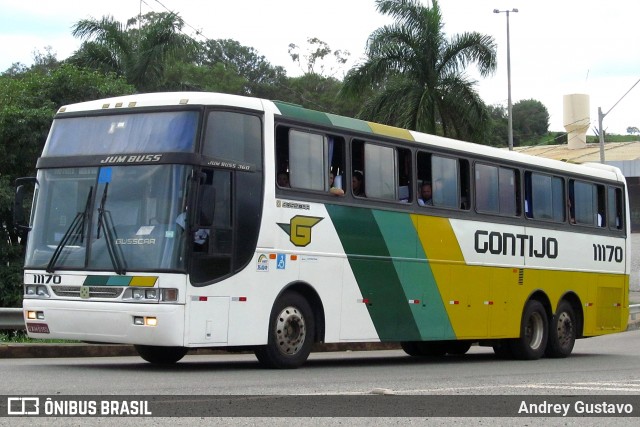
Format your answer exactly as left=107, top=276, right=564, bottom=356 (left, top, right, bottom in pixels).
left=445, top=341, right=472, bottom=355
left=401, top=341, right=447, bottom=357
left=400, top=341, right=423, bottom=357
left=509, top=300, right=548, bottom=360
left=419, top=341, right=447, bottom=357
left=134, top=345, right=187, bottom=364
left=545, top=301, right=576, bottom=358
left=255, top=291, right=314, bottom=369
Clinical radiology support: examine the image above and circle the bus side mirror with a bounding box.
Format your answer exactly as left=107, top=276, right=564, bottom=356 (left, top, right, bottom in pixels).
left=14, top=176, right=37, bottom=234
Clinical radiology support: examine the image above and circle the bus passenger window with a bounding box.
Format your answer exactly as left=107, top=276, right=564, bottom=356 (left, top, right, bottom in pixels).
left=475, top=164, right=498, bottom=213
left=275, top=126, right=345, bottom=195
left=525, top=172, right=564, bottom=222
left=608, top=187, right=624, bottom=230
left=416, top=151, right=433, bottom=207
left=476, top=164, right=518, bottom=216
left=328, top=135, right=345, bottom=196
left=570, top=180, right=601, bottom=226
left=597, top=184, right=606, bottom=227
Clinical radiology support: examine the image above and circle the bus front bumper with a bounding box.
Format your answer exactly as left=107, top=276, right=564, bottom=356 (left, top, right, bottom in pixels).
left=23, top=299, right=185, bottom=347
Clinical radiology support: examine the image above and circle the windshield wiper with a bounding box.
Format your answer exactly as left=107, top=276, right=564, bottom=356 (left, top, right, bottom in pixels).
left=46, top=187, right=93, bottom=273
left=96, top=183, right=127, bottom=275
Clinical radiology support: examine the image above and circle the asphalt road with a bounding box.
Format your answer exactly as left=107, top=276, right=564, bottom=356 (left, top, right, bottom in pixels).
left=2, top=331, right=640, bottom=425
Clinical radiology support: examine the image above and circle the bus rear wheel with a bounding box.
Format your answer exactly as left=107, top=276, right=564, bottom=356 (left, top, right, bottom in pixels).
left=400, top=341, right=447, bottom=357
left=445, top=341, right=472, bottom=355
left=134, top=345, right=187, bottom=364
left=400, top=341, right=423, bottom=357
left=509, top=300, right=548, bottom=360
left=255, top=291, right=314, bottom=369
left=545, top=301, right=576, bottom=358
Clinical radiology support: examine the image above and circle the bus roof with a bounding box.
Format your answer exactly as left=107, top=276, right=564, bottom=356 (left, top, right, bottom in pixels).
left=57, top=91, right=623, bottom=183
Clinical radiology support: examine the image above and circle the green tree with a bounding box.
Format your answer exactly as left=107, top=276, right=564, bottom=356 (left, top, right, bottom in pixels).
left=277, top=73, right=365, bottom=118
left=0, top=62, right=133, bottom=307
left=70, top=12, right=198, bottom=92
left=483, top=104, right=508, bottom=147
left=196, top=39, right=287, bottom=97
left=341, top=0, right=496, bottom=142
left=512, top=99, right=549, bottom=146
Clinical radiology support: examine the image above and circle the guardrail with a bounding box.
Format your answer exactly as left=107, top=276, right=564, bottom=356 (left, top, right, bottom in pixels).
left=2, top=305, right=640, bottom=332
left=0, top=308, right=25, bottom=330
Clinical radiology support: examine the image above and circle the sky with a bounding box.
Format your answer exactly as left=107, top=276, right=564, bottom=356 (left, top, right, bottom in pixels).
left=1, top=0, right=639, bottom=136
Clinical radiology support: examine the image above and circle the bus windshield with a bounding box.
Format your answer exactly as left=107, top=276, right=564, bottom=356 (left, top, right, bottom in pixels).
left=25, top=164, right=191, bottom=272
left=42, top=111, right=198, bottom=156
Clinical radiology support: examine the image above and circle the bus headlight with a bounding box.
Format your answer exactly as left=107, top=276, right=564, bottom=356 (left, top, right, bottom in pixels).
left=123, top=287, right=177, bottom=302
left=25, top=285, right=50, bottom=298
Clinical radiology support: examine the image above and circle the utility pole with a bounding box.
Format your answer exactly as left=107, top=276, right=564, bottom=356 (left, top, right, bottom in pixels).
left=494, top=8, right=518, bottom=150
left=598, top=77, right=640, bottom=163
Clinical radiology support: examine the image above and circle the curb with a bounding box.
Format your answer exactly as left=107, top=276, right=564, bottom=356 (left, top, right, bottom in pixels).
left=3, top=328, right=640, bottom=359
left=0, top=342, right=401, bottom=359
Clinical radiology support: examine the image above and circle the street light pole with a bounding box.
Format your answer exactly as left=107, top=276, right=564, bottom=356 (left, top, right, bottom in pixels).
left=494, top=8, right=518, bottom=151
left=597, top=77, right=640, bottom=163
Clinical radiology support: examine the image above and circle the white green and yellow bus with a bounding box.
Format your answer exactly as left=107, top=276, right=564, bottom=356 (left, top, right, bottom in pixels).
left=15, top=92, right=630, bottom=368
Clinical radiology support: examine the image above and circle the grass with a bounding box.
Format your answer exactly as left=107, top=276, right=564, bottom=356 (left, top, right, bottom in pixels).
left=0, top=330, right=79, bottom=344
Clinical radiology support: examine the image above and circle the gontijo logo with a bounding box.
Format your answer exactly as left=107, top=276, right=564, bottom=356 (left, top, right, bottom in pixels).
left=277, top=215, right=323, bottom=247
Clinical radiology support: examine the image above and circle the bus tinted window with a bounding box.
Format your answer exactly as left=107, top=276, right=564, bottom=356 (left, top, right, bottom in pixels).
left=608, top=187, right=624, bottom=230
left=526, top=172, right=565, bottom=222
left=364, top=143, right=395, bottom=200
left=570, top=180, right=605, bottom=227
left=351, top=140, right=411, bottom=201
left=432, top=156, right=459, bottom=208
left=44, top=111, right=198, bottom=156
left=275, top=126, right=345, bottom=194
left=289, top=130, right=325, bottom=191
left=203, top=111, right=261, bottom=165
left=417, top=153, right=468, bottom=209
left=475, top=164, right=518, bottom=216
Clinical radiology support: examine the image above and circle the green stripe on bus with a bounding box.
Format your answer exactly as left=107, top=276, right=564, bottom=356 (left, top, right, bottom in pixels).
left=372, top=210, right=456, bottom=340
left=84, top=276, right=110, bottom=286
left=326, top=113, right=373, bottom=134
left=106, top=276, right=133, bottom=286
left=326, top=205, right=421, bottom=341
left=273, top=101, right=333, bottom=126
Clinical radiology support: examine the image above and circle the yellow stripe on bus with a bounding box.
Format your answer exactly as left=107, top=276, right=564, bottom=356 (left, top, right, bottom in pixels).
left=129, top=276, right=158, bottom=287
left=367, top=122, right=414, bottom=140
left=410, top=214, right=628, bottom=338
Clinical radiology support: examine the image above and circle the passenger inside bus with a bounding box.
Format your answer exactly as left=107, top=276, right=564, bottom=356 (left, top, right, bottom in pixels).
left=277, top=172, right=290, bottom=188
left=329, top=172, right=345, bottom=196
left=418, top=182, right=433, bottom=206
left=352, top=170, right=365, bottom=197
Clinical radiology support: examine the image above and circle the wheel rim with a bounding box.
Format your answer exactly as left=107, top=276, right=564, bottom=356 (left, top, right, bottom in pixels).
left=525, top=311, right=545, bottom=350
left=275, top=306, right=306, bottom=356
left=556, top=311, right=574, bottom=348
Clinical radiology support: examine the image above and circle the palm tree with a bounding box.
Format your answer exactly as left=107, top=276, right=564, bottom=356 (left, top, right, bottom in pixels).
left=341, top=0, right=497, bottom=142
left=70, top=12, right=198, bottom=92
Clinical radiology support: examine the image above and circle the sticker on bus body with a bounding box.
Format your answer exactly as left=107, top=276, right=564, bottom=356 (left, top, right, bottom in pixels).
left=256, top=254, right=269, bottom=272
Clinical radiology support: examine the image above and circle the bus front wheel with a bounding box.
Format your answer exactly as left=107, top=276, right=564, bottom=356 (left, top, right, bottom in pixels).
left=135, top=345, right=187, bottom=364
left=545, top=301, right=576, bottom=358
left=255, top=291, right=314, bottom=369
left=509, top=300, right=548, bottom=360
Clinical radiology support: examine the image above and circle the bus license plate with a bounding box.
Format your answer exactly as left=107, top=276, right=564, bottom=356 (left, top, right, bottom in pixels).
left=26, top=323, right=50, bottom=334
